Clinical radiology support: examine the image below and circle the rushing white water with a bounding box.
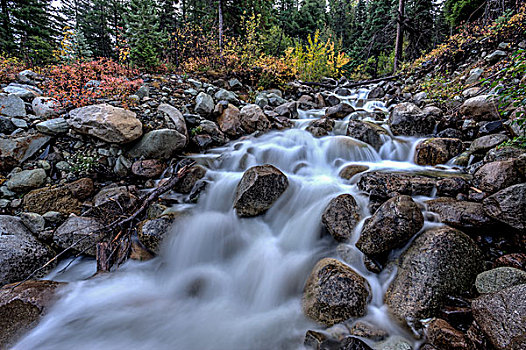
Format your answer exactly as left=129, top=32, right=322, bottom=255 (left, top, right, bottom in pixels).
left=16, top=87, right=457, bottom=350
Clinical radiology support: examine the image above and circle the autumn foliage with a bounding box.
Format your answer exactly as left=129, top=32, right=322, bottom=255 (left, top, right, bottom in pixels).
left=41, top=58, right=143, bottom=109
left=0, top=54, right=26, bottom=84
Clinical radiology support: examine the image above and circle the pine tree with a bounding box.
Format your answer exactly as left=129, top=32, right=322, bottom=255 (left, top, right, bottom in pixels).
left=125, top=0, right=165, bottom=68
left=296, top=0, right=327, bottom=40
left=328, top=0, right=352, bottom=46
left=405, top=0, right=434, bottom=60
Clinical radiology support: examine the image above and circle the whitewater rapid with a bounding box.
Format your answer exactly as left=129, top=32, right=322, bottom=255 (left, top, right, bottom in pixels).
left=16, top=89, right=456, bottom=350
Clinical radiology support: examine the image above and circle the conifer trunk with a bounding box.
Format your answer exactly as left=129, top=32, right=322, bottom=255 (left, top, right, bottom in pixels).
left=393, top=0, right=404, bottom=73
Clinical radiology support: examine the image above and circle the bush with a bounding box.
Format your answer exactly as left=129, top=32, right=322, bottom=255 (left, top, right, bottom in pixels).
left=0, top=54, right=26, bottom=84
left=285, top=30, right=350, bottom=82
left=42, top=58, right=143, bottom=109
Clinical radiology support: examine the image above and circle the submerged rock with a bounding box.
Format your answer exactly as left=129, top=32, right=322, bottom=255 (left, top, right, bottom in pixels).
left=357, top=195, right=424, bottom=256
left=233, top=164, right=288, bottom=217
left=302, top=258, right=371, bottom=326
left=385, top=226, right=482, bottom=330
left=306, top=118, right=334, bottom=137
left=339, top=165, right=369, bottom=180
left=325, top=103, right=355, bottom=119
left=321, top=194, right=361, bottom=242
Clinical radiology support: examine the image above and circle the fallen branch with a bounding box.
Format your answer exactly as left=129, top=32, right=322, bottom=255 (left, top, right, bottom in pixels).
left=343, top=75, right=399, bottom=89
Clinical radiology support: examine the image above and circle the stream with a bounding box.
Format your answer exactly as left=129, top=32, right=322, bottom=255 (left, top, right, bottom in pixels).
left=15, top=87, right=460, bottom=350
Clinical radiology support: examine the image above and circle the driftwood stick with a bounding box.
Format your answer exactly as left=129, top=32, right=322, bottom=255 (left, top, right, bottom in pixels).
left=342, top=75, right=399, bottom=88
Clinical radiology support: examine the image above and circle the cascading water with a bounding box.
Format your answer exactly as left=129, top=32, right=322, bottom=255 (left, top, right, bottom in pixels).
left=16, top=86, right=459, bottom=350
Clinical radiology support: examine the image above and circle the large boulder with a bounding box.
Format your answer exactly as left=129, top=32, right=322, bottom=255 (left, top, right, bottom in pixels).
left=68, top=104, right=143, bottom=144
left=473, top=160, right=524, bottom=194
left=128, top=129, right=186, bottom=159
left=358, top=171, right=438, bottom=200
left=239, top=104, right=271, bottom=134
left=157, top=103, right=188, bottom=141
left=325, top=103, right=355, bottom=119
left=131, top=159, right=166, bottom=178
left=385, top=226, right=482, bottom=330
left=483, top=183, right=526, bottom=230
left=32, top=97, right=61, bottom=118
left=191, top=120, right=228, bottom=149
left=0, top=280, right=64, bottom=348
left=194, top=92, right=215, bottom=116
left=346, top=121, right=388, bottom=150
left=23, top=178, right=93, bottom=215
left=2, top=83, right=42, bottom=100
left=357, top=195, right=424, bottom=256
left=388, top=103, right=436, bottom=136
left=470, top=134, right=509, bottom=154
left=217, top=103, right=244, bottom=138
left=321, top=194, right=361, bottom=242
left=233, top=164, right=289, bottom=217
left=0, top=94, right=26, bottom=117
left=302, top=258, right=371, bottom=326
left=475, top=267, right=526, bottom=294
left=36, top=118, right=69, bottom=135
left=306, top=118, right=334, bottom=137
left=414, top=138, right=464, bottom=166
left=459, top=95, right=499, bottom=121
left=472, top=284, right=526, bottom=350
left=138, top=216, right=174, bottom=253
left=426, top=198, right=495, bottom=231
left=53, top=215, right=104, bottom=256
left=6, top=169, right=47, bottom=192
left=174, top=165, right=207, bottom=194
left=0, top=216, right=54, bottom=286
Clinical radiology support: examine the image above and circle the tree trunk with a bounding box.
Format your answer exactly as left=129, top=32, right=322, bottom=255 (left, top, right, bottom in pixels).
left=393, top=0, right=404, bottom=73
left=218, top=0, right=223, bottom=56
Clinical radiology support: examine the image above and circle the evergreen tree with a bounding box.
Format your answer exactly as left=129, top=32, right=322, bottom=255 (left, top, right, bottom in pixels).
left=296, top=0, right=327, bottom=40
left=125, top=0, right=165, bottom=68
left=364, top=0, right=396, bottom=76
left=328, top=0, right=352, bottom=46
left=444, top=0, right=485, bottom=28
left=79, top=0, right=115, bottom=58
left=405, top=0, right=434, bottom=60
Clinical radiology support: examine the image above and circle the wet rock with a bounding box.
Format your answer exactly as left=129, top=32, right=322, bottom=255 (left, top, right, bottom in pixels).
left=194, top=92, right=214, bottom=116
left=350, top=321, right=388, bottom=341
left=0, top=280, right=63, bottom=348
left=325, top=103, right=355, bottom=119
left=475, top=267, right=526, bottom=294
left=385, top=226, right=482, bottom=330
left=472, top=160, right=523, bottom=194
left=483, top=183, right=526, bottom=230
left=239, top=104, right=271, bottom=134
left=255, top=93, right=269, bottom=108
left=472, top=284, right=526, bottom=350
left=425, top=318, right=473, bottom=350
left=437, top=128, right=463, bottom=139
left=372, top=336, right=413, bottom=350
left=493, top=253, right=526, bottom=271
left=346, top=121, right=388, bottom=150
left=68, top=104, right=143, bottom=144
left=340, top=337, right=374, bottom=350
left=357, top=171, right=438, bottom=200
left=389, top=103, right=435, bottom=136
left=131, top=159, right=166, bottom=178
left=36, top=118, right=69, bottom=135
left=326, top=95, right=341, bottom=106
left=304, top=330, right=339, bottom=350
left=0, top=94, right=26, bottom=117
left=128, top=128, right=186, bottom=159
left=459, top=95, right=499, bottom=121
left=6, top=168, right=46, bottom=192
left=470, top=134, right=509, bottom=154
left=158, top=103, right=188, bottom=140
left=53, top=215, right=103, bottom=256
left=32, top=97, right=61, bottom=118
left=321, top=194, right=361, bottom=242
left=94, top=186, right=137, bottom=213
left=217, top=103, right=243, bottom=138
left=23, top=178, right=92, bottom=215
left=368, top=86, right=385, bottom=99
left=414, top=138, right=464, bottom=166
left=339, top=165, right=369, bottom=180
left=174, top=165, right=207, bottom=194
left=19, top=212, right=45, bottom=235
left=0, top=215, right=54, bottom=286
left=138, top=216, right=174, bottom=253
left=436, top=177, right=469, bottom=197
left=0, top=133, right=51, bottom=168
left=306, top=118, right=334, bottom=137
left=302, top=258, right=371, bottom=326
left=233, top=164, right=288, bottom=217
left=484, top=146, right=524, bottom=163
left=357, top=195, right=423, bottom=256
left=274, top=101, right=299, bottom=119
left=426, top=198, right=495, bottom=231
left=192, top=120, right=228, bottom=148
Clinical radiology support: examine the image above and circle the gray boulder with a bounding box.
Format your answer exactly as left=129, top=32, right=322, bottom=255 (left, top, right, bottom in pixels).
left=470, top=134, right=509, bottom=154
left=321, top=194, right=361, bottom=242
left=138, top=217, right=174, bottom=253
left=32, top=97, right=61, bottom=118
left=385, top=226, right=482, bottom=330
left=346, top=121, right=388, bottom=150
left=325, top=103, right=355, bottom=119
left=157, top=103, right=188, bottom=141
left=475, top=267, right=526, bottom=294
left=233, top=164, right=288, bottom=217
left=68, top=104, right=143, bottom=144
left=194, top=92, right=215, bottom=116
left=426, top=198, right=495, bottom=230
left=356, top=195, right=423, bottom=256
left=214, top=89, right=239, bottom=105
left=239, top=104, right=271, bottom=134
left=473, top=160, right=523, bottom=194
left=2, top=83, right=42, bottom=100
left=0, top=116, right=15, bottom=134
left=0, top=216, right=54, bottom=286
left=388, top=102, right=436, bottom=136
left=128, top=129, right=186, bottom=159
left=466, top=68, right=484, bottom=85
left=53, top=215, right=104, bottom=256
left=483, top=183, right=526, bottom=230
left=485, top=50, right=507, bottom=64
left=36, top=118, right=69, bottom=135
left=459, top=95, right=499, bottom=121
left=302, top=258, right=371, bottom=326
left=0, top=94, right=26, bottom=117
left=6, top=169, right=47, bottom=192
left=472, top=284, right=526, bottom=350
left=0, top=134, right=51, bottom=170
